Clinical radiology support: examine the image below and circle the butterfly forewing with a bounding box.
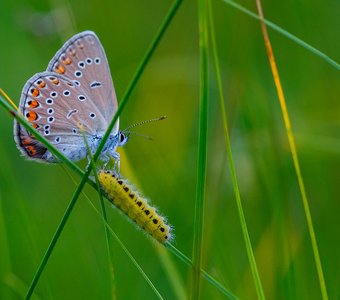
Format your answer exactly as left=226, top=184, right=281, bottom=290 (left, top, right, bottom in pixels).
left=46, top=31, right=119, bottom=132
left=20, top=72, right=108, bottom=133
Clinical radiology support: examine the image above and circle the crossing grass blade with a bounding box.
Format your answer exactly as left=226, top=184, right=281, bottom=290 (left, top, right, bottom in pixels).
left=81, top=130, right=117, bottom=300
left=207, top=1, right=266, bottom=299
left=191, top=0, right=209, bottom=298
left=167, top=243, right=239, bottom=299
left=86, top=196, right=167, bottom=299
left=61, top=167, right=165, bottom=300
left=0, top=91, right=83, bottom=177
left=221, top=0, right=340, bottom=70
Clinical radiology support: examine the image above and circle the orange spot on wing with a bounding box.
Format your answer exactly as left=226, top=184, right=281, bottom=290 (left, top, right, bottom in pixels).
left=38, top=81, right=46, bottom=88
left=55, top=64, right=65, bottom=74
left=30, top=88, right=40, bottom=97
left=63, top=57, right=72, bottom=65
left=68, top=48, right=76, bottom=56
left=32, top=123, right=39, bottom=129
left=52, top=78, right=59, bottom=85
left=26, top=145, right=37, bottom=156
left=26, top=111, right=38, bottom=121
left=28, top=99, right=39, bottom=108
left=21, top=137, right=31, bottom=145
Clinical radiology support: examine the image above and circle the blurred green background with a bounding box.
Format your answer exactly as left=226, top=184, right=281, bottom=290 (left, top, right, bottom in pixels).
left=0, top=0, right=339, bottom=299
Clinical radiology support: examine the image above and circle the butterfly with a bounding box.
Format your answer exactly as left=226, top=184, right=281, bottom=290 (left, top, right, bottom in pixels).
left=14, top=31, right=128, bottom=168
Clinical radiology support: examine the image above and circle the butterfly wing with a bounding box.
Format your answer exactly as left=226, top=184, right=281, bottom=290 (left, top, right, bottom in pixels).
left=14, top=72, right=106, bottom=162
left=46, top=31, right=119, bottom=132
left=14, top=31, right=119, bottom=162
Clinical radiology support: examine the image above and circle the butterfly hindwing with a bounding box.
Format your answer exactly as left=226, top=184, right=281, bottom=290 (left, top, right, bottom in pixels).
left=15, top=72, right=106, bottom=162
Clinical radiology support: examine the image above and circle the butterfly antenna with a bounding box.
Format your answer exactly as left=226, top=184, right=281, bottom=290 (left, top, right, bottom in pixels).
left=123, top=116, right=167, bottom=132
left=125, top=131, right=153, bottom=141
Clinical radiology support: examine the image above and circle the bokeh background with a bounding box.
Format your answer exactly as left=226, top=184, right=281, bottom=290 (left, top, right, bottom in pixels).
left=0, top=0, right=339, bottom=299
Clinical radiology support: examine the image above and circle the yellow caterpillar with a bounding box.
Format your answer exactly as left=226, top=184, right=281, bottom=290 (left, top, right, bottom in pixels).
left=98, top=170, right=172, bottom=244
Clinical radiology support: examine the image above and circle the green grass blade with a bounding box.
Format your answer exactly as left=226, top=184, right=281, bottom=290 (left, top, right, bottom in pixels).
left=221, top=0, right=340, bottom=70
left=0, top=94, right=83, bottom=177
left=92, top=0, right=183, bottom=165
left=3, top=273, right=42, bottom=300
left=167, top=244, right=239, bottom=300
left=115, top=151, right=187, bottom=299
left=191, top=0, right=209, bottom=298
left=82, top=132, right=116, bottom=299
left=84, top=191, right=237, bottom=300
left=0, top=191, right=13, bottom=300
left=24, top=169, right=90, bottom=300
left=85, top=193, right=165, bottom=300
left=208, top=1, right=266, bottom=299
left=154, top=244, right=187, bottom=300
left=62, top=166, right=237, bottom=300
left=62, top=169, right=165, bottom=300
left=0, top=92, right=107, bottom=193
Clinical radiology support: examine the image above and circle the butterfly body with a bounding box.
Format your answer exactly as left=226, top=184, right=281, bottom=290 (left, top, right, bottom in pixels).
left=14, top=31, right=127, bottom=165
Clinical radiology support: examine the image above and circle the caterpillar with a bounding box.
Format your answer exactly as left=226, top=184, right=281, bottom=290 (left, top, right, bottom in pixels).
left=98, top=170, right=173, bottom=244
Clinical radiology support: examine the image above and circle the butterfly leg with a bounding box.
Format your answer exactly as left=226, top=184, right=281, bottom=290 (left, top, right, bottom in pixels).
left=85, top=155, right=100, bottom=173
left=100, top=153, right=111, bottom=170
left=110, top=151, right=121, bottom=175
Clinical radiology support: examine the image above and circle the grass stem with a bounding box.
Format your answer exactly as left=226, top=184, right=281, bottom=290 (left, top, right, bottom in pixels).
left=191, top=0, right=209, bottom=298
left=255, top=0, right=329, bottom=299
left=207, top=1, right=266, bottom=299
left=221, top=0, right=340, bottom=70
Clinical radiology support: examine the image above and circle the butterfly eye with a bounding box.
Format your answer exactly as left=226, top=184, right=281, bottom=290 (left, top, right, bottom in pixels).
left=119, top=133, right=128, bottom=145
